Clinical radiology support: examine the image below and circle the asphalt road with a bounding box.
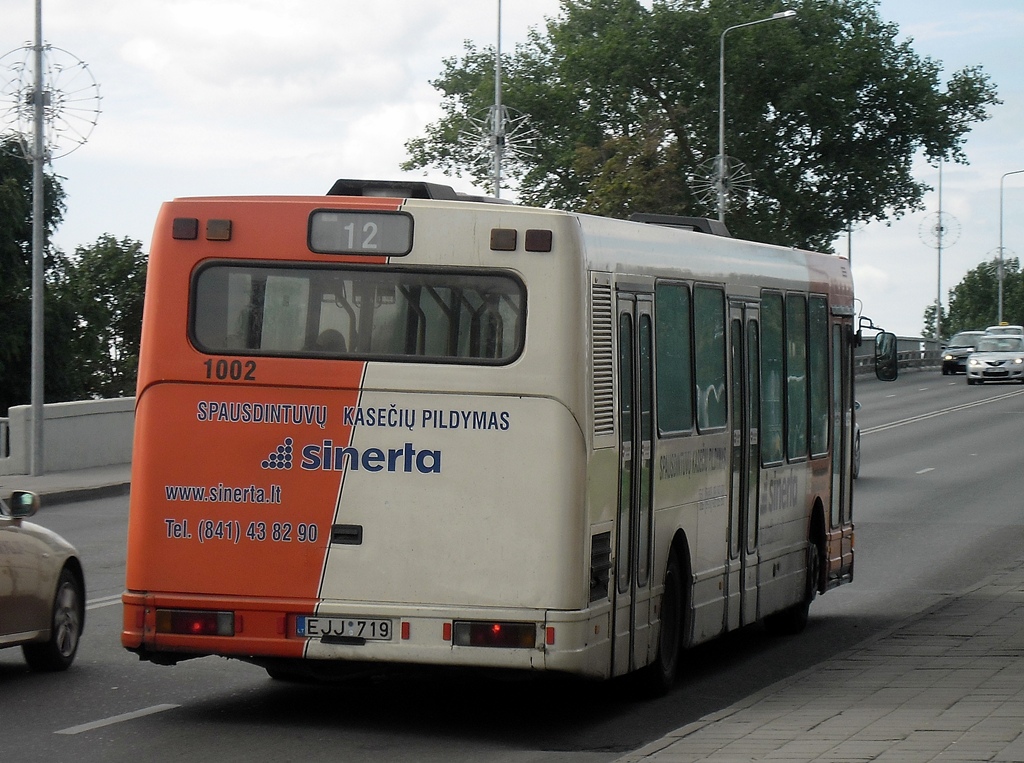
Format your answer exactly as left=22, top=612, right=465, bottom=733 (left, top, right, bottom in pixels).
left=3, top=368, right=1023, bottom=762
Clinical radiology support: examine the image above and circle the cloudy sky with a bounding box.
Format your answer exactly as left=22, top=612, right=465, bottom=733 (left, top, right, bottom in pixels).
left=2, top=0, right=1021, bottom=337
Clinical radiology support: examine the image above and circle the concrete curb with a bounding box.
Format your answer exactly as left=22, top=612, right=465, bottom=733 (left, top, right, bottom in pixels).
left=37, top=481, right=132, bottom=508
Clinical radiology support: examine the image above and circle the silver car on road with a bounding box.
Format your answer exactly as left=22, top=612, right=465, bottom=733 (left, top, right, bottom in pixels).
left=966, top=336, right=1024, bottom=385
left=0, top=490, right=85, bottom=671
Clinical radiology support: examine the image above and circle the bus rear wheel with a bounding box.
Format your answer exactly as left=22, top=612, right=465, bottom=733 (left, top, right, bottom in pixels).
left=764, top=540, right=819, bottom=636
left=638, top=553, right=683, bottom=696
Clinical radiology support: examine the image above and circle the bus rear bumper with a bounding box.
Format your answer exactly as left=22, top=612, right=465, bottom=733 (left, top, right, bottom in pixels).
left=122, top=592, right=614, bottom=680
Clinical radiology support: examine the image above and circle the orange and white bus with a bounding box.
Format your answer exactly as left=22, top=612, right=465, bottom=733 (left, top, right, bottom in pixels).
left=122, top=179, right=896, bottom=691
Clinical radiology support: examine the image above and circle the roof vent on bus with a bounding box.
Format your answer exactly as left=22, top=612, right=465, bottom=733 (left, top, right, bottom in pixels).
left=326, top=179, right=512, bottom=204
left=629, top=213, right=732, bottom=237
left=328, top=179, right=460, bottom=200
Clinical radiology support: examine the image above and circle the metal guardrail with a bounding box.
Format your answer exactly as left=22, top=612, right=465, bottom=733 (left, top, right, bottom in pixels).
left=894, top=348, right=942, bottom=371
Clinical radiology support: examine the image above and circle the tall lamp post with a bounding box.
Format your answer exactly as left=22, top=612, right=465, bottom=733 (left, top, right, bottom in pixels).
left=717, top=9, right=796, bottom=222
left=492, top=0, right=504, bottom=198
left=936, top=160, right=944, bottom=341
left=30, top=0, right=46, bottom=476
left=998, top=169, right=1024, bottom=324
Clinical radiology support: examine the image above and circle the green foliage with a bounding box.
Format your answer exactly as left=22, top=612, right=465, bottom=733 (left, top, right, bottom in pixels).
left=0, top=136, right=69, bottom=414
left=921, top=302, right=948, bottom=341
left=942, top=257, right=1024, bottom=336
left=1, top=136, right=147, bottom=414
left=50, top=235, right=148, bottom=399
left=403, top=0, right=999, bottom=251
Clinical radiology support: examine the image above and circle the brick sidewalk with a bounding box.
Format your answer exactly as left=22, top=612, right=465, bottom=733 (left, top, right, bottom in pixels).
left=618, top=561, right=1024, bottom=763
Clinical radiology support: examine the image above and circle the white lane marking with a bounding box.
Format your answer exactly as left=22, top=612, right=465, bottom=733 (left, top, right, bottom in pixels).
left=862, top=389, right=1024, bottom=436
left=916, top=468, right=935, bottom=475
left=85, top=594, right=122, bottom=611
left=55, top=704, right=180, bottom=735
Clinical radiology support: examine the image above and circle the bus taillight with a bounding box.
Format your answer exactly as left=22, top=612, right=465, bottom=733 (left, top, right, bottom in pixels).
left=156, top=609, right=235, bottom=637
left=452, top=621, right=537, bottom=648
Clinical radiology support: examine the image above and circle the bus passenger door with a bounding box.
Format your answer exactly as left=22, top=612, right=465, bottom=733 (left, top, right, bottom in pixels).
left=726, top=306, right=761, bottom=630
left=612, top=292, right=655, bottom=676
left=829, top=322, right=854, bottom=580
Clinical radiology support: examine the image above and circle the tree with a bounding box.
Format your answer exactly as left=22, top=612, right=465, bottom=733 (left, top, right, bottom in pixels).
left=921, top=302, right=948, bottom=341
left=942, top=257, right=1024, bottom=335
left=50, top=235, right=148, bottom=399
left=1, top=137, right=147, bottom=412
left=403, top=0, right=999, bottom=250
left=0, top=136, right=68, bottom=414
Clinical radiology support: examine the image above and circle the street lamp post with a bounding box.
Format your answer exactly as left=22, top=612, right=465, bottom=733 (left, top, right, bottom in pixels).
left=998, top=169, right=1024, bottom=324
left=492, top=0, right=504, bottom=198
left=30, top=0, right=46, bottom=476
left=717, top=9, right=796, bottom=222
left=937, top=160, right=944, bottom=341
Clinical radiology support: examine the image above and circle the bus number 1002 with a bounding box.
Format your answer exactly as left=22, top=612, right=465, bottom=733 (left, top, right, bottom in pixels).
left=204, top=358, right=257, bottom=381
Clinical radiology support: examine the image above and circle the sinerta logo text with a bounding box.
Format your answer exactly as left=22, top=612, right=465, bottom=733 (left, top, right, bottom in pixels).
left=300, top=440, right=441, bottom=474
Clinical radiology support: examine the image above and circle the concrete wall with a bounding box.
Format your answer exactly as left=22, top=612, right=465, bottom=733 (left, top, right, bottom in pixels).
left=0, top=398, right=135, bottom=476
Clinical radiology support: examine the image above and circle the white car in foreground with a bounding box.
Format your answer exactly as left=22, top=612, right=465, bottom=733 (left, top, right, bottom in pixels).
left=966, top=336, right=1024, bottom=385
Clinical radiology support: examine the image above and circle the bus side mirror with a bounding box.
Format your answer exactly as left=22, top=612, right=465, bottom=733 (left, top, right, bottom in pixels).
left=874, top=331, right=898, bottom=381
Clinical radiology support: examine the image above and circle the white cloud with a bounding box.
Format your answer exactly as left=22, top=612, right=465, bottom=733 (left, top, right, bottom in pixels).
left=2, top=0, right=1020, bottom=337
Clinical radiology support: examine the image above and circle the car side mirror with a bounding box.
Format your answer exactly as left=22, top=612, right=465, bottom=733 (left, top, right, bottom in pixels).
left=0, top=490, right=40, bottom=519
left=874, top=331, right=898, bottom=381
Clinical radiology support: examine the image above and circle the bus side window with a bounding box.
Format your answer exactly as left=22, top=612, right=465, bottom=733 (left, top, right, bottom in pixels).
left=694, top=285, right=726, bottom=430
left=808, top=296, right=829, bottom=457
left=654, top=281, right=693, bottom=435
left=785, top=293, right=808, bottom=460
left=760, top=291, right=785, bottom=464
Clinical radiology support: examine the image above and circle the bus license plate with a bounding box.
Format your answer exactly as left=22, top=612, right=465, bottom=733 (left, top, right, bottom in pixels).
left=297, top=616, right=393, bottom=641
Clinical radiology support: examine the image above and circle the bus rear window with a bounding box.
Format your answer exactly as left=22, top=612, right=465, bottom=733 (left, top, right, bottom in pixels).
left=191, top=263, right=525, bottom=364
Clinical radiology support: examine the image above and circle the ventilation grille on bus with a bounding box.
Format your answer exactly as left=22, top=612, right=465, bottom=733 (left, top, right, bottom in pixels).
left=592, top=279, right=615, bottom=438
left=590, top=532, right=612, bottom=602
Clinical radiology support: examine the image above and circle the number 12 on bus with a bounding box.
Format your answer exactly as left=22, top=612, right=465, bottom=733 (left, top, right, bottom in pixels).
left=121, top=179, right=896, bottom=693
